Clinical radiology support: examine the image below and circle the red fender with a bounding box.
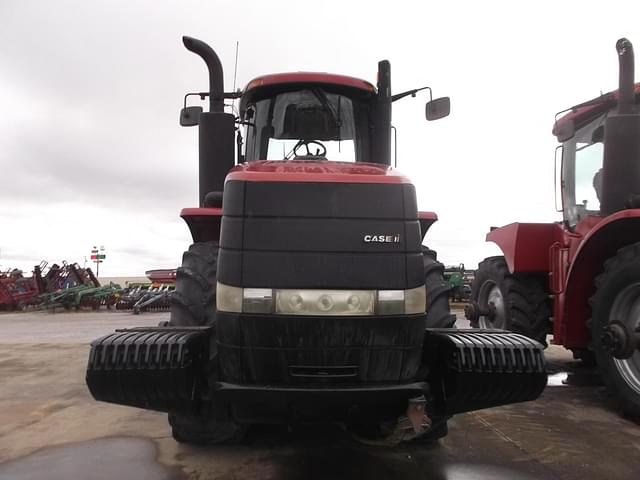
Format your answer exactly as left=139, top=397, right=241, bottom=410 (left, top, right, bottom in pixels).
left=180, top=208, right=222, bottom=243
left=486, top=222, right=562, bottom=273
left=561, top=210, right=640, bottom=348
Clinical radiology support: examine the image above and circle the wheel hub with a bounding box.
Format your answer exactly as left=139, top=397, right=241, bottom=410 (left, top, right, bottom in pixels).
left=473, top=281, right=507, bottom=329
left=601, top=320, right=640, bottom=359
left=464, top=302, right=496, bottom=322
left=608, top=282, right=640, bottom=394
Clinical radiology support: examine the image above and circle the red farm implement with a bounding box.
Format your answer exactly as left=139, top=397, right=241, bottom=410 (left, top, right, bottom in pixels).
left=0, top=269, right=39, bottom=310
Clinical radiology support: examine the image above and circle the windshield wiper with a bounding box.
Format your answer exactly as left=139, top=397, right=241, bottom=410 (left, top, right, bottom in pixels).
left=311, top=87, right=341, bottom=130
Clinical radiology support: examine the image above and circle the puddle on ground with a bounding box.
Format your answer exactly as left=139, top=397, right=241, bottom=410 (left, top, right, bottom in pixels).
left=547, top=370, right=603, bottom=387
left=266, top=446, right=547, bottom=480
left=0, top=437, right=184, bottom=480
left=547, top=372, right=568, bottom=386
left=441, top=463, right=542, bottom=480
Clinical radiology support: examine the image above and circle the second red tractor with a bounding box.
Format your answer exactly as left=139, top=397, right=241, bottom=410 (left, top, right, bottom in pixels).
left=467, top=38, right=640, bottom=417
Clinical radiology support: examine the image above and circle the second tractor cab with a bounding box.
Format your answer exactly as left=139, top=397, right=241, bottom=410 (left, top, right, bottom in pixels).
left=467, top=38, right=640, bottom=417
left=86, top=36, right=547, bottom=446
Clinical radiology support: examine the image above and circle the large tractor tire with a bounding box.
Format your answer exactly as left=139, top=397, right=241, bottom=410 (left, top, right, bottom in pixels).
left=170, top=242, right=218, bottom=327
left=168, top=241, right=247, bottom=444
left=423, top=247, right=456, bottom=329
left=470, top=256, right=550, bottom=346
left=590, top=243, right=640, bottom=418
left=412, top=247, right=454, bottom=444
left=168, top=410, right=247, bottom=445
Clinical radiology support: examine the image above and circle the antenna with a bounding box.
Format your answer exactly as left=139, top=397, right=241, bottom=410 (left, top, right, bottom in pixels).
left=232, top=41, right=240, bottom=113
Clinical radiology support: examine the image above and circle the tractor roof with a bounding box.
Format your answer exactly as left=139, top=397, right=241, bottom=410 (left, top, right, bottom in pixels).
left=244, top=72, right=375, bottom=94
left=240, top=72, right=375, bottom=113
left=553, top=83, right=640, bottom=139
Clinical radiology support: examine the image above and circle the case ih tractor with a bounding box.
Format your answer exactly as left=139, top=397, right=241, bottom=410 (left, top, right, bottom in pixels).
left=86, top=36, right=546, bottom=445
left=466, top=38, right=640, bottom=417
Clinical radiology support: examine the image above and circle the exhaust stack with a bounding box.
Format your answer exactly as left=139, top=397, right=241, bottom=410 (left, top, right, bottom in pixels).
left=182, top=36, right=225, bottom=113
left=182, top=36, right=235, bottom=207
left=617, top=38, right=635, bottom=114
left=600, top=38, right=640, bottom=215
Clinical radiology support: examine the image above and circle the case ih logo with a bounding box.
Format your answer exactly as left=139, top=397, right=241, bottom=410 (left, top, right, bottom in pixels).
left=363, top=234, right=401, bottom=243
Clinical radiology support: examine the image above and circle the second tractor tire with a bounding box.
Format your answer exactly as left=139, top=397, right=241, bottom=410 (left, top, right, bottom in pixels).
left=471, top=256, right=550, bottom=345
left=590, top=242, right=640, bottom=418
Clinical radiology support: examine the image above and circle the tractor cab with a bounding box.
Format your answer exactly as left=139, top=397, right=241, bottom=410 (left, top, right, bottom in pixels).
left=236, top=72, right=451, bottom=166
left=181, top=57, right=452, bottom=202
left=554, top=71, right=640, bottom=230
left=239, top=73, right=376, bottom=163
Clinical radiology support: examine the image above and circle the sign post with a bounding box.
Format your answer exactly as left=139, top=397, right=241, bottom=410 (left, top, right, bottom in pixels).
left=90, top=246, right=106, bottom=277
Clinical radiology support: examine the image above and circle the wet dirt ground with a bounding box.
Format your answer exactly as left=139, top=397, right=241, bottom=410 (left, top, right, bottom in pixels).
left=0, top=309, right=639, bottom=480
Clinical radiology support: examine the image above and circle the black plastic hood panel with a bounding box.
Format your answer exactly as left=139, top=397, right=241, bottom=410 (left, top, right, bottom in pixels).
left=219, top=180, right=423, bottom=289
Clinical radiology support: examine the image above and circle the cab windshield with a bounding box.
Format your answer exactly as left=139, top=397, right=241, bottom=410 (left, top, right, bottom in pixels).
left=242, top=88, right=371, bottom=162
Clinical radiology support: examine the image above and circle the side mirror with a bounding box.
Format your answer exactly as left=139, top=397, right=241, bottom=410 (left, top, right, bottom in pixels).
left=426, top=97, right=450, bottom=121
left=180, top=106, right=203, bottom=126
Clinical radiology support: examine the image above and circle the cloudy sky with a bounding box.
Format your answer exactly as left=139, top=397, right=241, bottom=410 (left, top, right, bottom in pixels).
left=1, top=0, right=638, bottom=276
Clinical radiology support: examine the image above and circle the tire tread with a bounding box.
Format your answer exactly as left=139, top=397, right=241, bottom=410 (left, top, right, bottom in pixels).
left=423, top=247, right=456, bottom=329
left=168, top=241, right=246, bottom=444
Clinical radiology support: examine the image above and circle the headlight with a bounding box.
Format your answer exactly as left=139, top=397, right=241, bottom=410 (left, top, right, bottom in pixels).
left=276, top=289, right=375, bottom=316
left=216, top=283, right=426, bottom=315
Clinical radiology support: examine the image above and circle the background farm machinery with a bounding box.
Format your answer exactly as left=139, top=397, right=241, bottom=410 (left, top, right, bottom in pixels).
left=0, top=262, right=177, bottom=313
left=114, top=269, right=176, bottom=313
left=1, top=261, right=112, bottom=311
left=443, top=264, right=474, bottom=302
left=114, top=283, right=175, bottom=313
left=0, top=268, right=39, bottom=310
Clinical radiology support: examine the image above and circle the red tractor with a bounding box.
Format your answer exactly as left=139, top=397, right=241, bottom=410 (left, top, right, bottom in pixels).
left=466, top=38, right=640, bottom=416
left=86, top=36, right=547, bottom=445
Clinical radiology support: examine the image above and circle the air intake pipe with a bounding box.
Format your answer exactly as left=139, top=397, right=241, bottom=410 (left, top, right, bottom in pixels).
left=183, top=36, right=235, bottom=207
left=600, top=38, right=640, bottom=215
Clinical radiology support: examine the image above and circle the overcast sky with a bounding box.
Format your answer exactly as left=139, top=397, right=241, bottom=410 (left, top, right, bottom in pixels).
left=1, top=0, right=638, bottom=276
